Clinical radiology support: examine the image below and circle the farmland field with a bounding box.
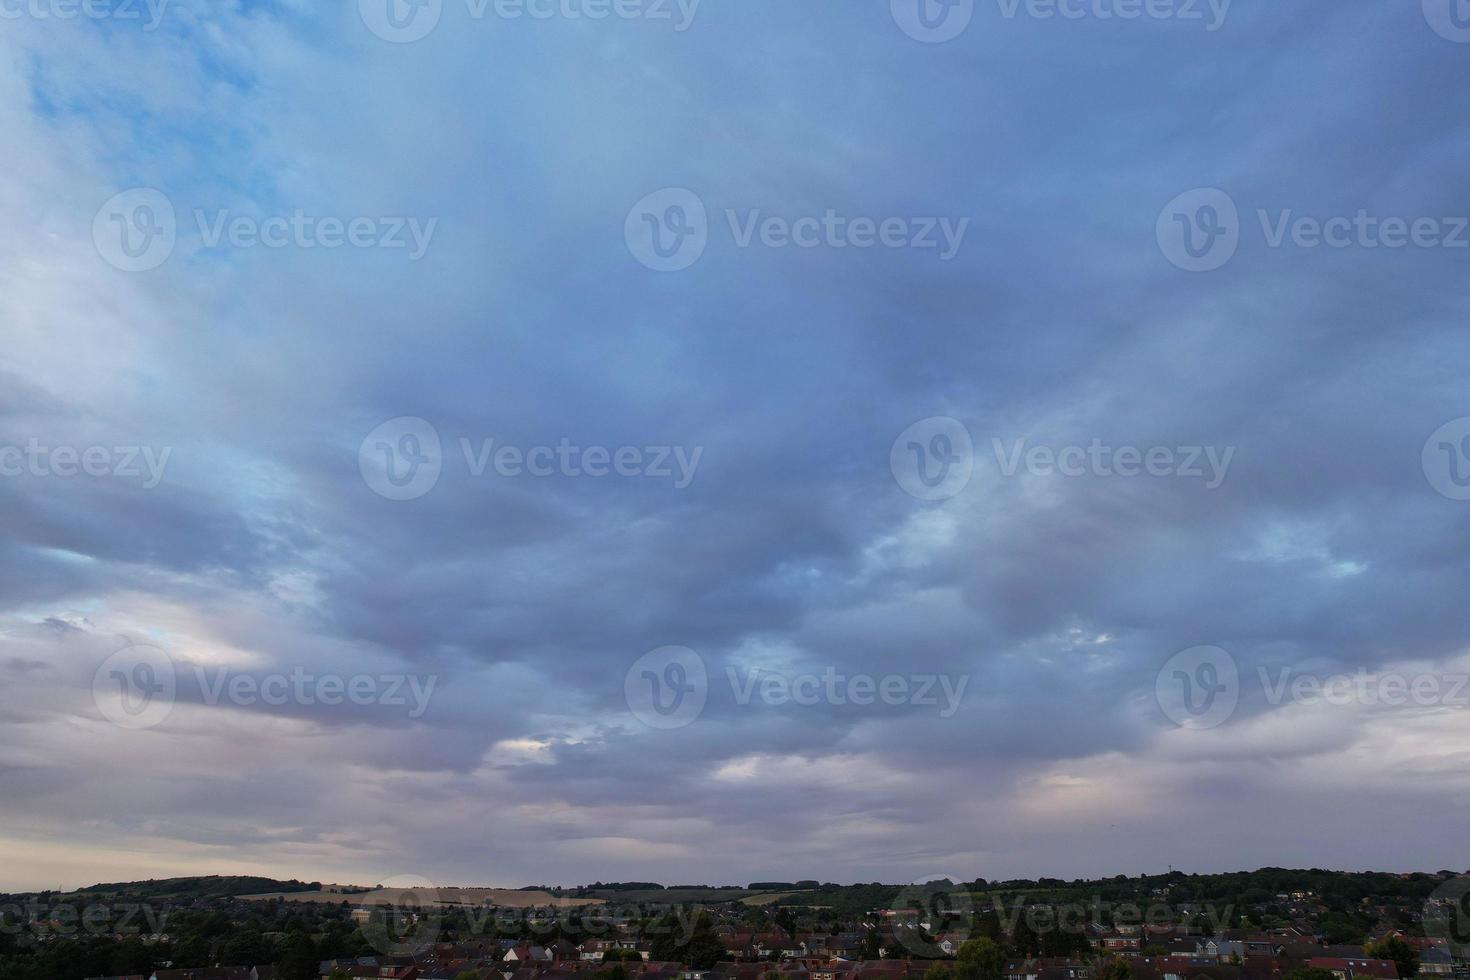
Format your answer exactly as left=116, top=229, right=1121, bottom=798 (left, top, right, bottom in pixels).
left=239, top=886, right=601, bottom=908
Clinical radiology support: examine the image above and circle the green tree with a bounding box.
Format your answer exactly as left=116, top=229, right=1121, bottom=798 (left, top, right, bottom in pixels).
left=106, top=936, right=157, bottom=976
left=171, top=933, right=211, bottom=968
left=650, top=911, right=724, bottom=968
left=648, top=912, right=687, bottom=962
left=220, top=929, right=268, bottom=965
left=1284, top=968, right=1341, bottom=980
left=1367, top=937, right=1420, bottom=979
left=1041, top=921, right=1090, bottom=959
left=1317, top=913, right=1368, bottom=946
left=926, top=964, right=957, bottom=980
left=974, top=911, right=1004, bottom=944
left=1097, top=955, right=1132, bottom=980
left=1009, top=918, right=1039, bottom=958
left=280, top=931, right=320, bottom=980
left=684, top=912, right=727, bottom=969
left=955, top=937, right=1006, bottom=980
left=604, top=947, right=642, bottom=962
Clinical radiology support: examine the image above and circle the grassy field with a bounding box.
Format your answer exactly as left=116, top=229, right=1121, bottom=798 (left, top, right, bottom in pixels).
left=741, top=890, right=807, bottom=906
left=576, top=888, right=753, bottom=904
left=240, top=886, right=602, bottom=908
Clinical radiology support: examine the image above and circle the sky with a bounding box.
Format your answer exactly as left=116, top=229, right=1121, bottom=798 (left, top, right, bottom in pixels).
left=2, top=0, right=1470, bottom=894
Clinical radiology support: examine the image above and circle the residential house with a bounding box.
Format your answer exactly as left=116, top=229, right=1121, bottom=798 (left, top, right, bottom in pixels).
left=1005, top=957, right=1092, bottom=980
left=1306, top=958, right=1399, bottom=980
left=1419, top=949, right=1457, bottom=977
left=582, top=940, right=618, bottom=962
left=505, top=946, right=554, bottom=964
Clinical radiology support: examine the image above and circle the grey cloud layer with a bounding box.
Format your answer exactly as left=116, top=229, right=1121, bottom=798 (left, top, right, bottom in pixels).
left=0, top=0, right=1468, bottom=890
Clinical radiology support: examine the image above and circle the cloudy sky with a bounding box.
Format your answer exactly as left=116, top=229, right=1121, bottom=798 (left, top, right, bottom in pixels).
left=2, top=0, right=1470, bottom=893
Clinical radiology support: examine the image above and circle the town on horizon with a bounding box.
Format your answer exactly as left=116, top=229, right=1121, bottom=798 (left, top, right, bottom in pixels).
left=3, top=869, right=1469, bottom=980
left=16, top=869, right=1470, bottom=899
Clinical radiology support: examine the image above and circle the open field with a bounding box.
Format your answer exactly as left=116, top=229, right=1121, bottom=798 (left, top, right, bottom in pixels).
left=741, top=890, right=807, bottom=906
left=581, top=887, right=756, bottom=904
left=239, top=887, right=601, bottom=908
